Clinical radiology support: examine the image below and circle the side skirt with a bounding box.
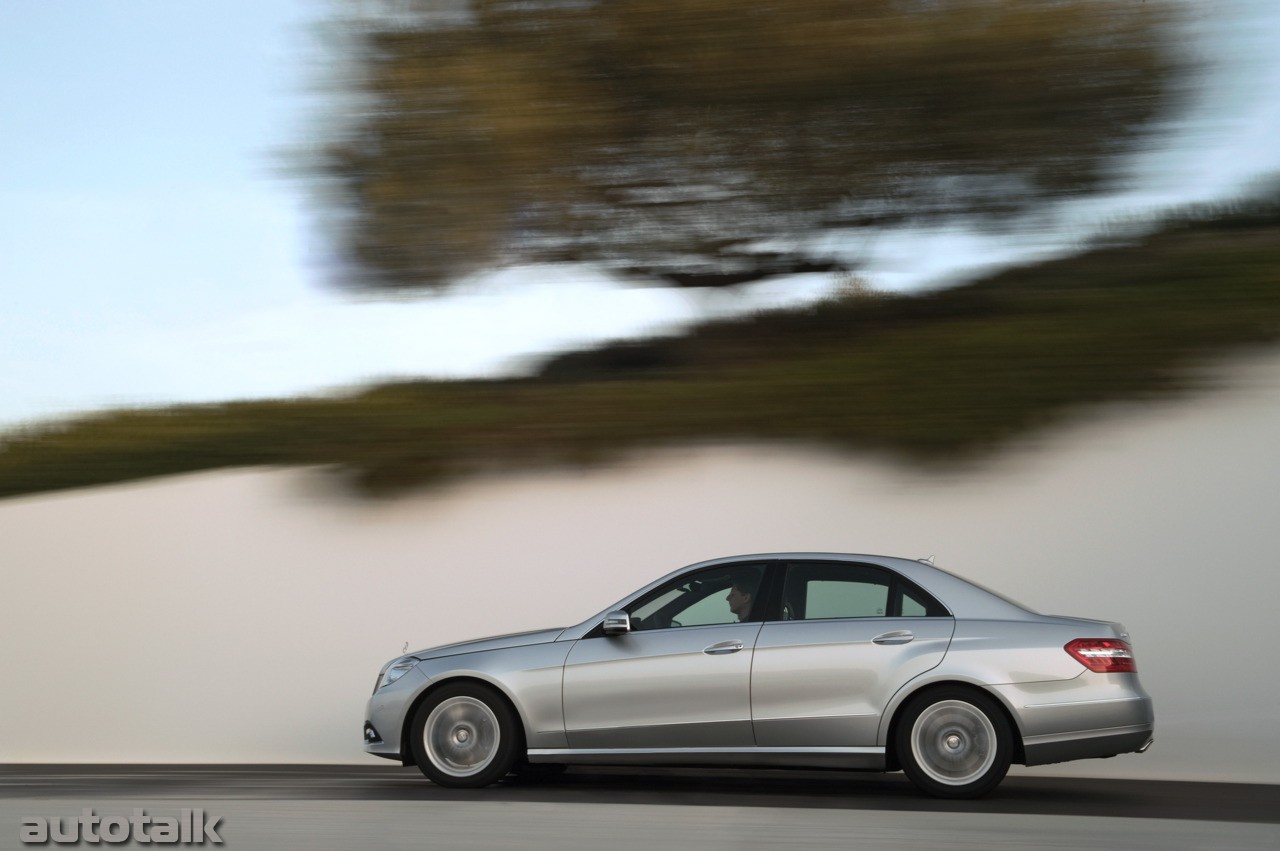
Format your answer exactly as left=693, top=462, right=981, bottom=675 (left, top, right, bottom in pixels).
left=526, top=746, right=886, bottom=770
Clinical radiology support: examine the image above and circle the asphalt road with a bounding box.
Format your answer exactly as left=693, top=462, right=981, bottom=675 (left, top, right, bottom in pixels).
left=3, top=766, right=1279, bottom=850
left=2, top=764, right=1277, bottom=823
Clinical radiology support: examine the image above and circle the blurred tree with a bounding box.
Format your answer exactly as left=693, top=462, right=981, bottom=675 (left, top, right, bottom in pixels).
left=313, top=0, right=1180, bottom=290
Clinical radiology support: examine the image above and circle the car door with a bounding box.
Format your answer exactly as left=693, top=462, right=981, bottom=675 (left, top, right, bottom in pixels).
left=562, top=562, right=768, bottom=749
left=750, top=561, right=955, bottom=747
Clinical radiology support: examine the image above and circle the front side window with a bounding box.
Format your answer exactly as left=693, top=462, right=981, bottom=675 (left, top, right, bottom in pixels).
left=781, top=562, right=948, bottom=620
left=627, top=563, right=766, bottom=631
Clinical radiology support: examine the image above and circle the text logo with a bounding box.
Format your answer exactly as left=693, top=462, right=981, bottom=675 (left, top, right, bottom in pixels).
left=20, top=808, right=223, bottom=845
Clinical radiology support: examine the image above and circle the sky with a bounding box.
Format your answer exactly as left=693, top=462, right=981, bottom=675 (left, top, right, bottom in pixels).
left=2, top=1, right=1279, bottom=428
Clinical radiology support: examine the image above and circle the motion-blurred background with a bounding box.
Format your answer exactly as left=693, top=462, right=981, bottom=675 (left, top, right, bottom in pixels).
left=1, top=0, right=1278, bottom=782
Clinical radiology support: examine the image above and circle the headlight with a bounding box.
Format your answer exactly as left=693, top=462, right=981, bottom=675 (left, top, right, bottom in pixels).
left=377, top=656, right=421, bottom=691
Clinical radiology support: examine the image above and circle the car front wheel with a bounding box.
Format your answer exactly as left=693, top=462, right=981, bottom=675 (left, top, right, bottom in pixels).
left=410, top=682, right=521, bottom=788
left=895, top=687, right=1013, bottom=799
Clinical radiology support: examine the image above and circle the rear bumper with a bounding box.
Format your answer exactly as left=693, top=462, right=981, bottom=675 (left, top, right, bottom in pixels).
left=1022, top=724, right=1154, bottom=766
left=992, top=673, right=1154, bottom=767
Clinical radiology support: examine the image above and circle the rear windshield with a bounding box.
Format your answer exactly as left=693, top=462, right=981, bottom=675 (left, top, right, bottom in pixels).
left=927, top=563, right=1039, bottom=614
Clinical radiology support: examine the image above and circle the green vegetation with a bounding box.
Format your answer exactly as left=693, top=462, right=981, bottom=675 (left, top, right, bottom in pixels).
left=3, top=200, right=1279, bottom=501
left=314, top=0, right=1178, bottom=289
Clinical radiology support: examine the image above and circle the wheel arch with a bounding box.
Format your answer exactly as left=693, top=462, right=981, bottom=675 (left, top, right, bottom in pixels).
left=398, top=673, right=529, bottom=764
left=881, top=678, right=1026, bottom=770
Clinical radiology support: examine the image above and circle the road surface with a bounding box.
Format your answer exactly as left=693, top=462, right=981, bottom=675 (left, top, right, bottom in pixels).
left=1, top=766, right=1276, bottom=849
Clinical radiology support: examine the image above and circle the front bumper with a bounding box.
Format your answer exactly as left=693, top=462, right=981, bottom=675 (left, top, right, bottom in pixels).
left=364, top=665, right=430, bottom=762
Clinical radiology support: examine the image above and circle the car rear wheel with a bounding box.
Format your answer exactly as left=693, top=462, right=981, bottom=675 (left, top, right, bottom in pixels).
left=410, top=682, right=521, bottom=788
left=896, top=687, right=1013, bottom=799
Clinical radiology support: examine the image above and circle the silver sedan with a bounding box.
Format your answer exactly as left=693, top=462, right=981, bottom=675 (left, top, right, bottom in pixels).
left=364, top=553, right=1153, bottom=798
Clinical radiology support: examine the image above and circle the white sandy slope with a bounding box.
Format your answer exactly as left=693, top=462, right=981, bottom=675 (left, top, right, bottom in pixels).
left=2, top=351, right=1279, bottom=783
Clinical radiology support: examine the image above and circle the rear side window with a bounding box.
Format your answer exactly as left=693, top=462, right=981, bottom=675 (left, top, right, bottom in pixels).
left=796, top=574, right=889, bottom=619
left=781, top=562, right=948, bottom=620
left=900, top=585, right=932, bottom=617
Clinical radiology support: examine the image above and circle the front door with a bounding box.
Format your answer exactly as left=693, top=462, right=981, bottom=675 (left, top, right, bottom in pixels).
left=562, top=562, right=768, bottom=749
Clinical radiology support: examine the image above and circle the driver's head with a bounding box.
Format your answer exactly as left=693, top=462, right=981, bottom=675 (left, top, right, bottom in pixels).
left=726, top=580, right=755, bottom=620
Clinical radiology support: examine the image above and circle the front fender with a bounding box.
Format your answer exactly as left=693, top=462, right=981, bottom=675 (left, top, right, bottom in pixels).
left=416, top=640, right=575, bottom=749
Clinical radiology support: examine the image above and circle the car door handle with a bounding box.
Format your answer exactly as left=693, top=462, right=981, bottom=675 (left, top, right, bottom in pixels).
left=703, top=640, right=745, bottom=655
left=872, top=630, right=915, bottom=645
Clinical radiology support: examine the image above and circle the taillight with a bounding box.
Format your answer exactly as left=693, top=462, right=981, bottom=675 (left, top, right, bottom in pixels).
left=1065, top=638, right=1136, bottom=673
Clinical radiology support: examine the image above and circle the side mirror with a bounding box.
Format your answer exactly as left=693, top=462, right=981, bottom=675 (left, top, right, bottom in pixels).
left=602, top=611, right=631, bottom=636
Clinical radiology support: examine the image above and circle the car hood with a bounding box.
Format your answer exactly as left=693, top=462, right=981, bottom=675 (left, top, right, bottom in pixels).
left=410, top=627, right=566, bottom=661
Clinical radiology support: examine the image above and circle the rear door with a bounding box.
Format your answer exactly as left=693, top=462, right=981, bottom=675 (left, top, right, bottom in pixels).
left=750, top=561, right=955, bottom=747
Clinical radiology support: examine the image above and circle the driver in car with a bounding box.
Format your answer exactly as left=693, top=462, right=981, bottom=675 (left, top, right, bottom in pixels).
left=726, top=579, right=755, bottom=622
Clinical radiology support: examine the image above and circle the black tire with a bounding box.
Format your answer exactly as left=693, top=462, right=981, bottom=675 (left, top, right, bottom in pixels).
left=409, top=682, right=521, bottom=788
left=895, top=686, right=1013, bottom=799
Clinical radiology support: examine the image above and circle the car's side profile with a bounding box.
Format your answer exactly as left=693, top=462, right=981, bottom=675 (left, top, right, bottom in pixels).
left=364, top=553, right=1154, bottom=798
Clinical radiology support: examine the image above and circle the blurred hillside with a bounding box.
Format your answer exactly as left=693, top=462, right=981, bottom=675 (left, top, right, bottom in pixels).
left=2, top=195, right=1278, bottom=501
